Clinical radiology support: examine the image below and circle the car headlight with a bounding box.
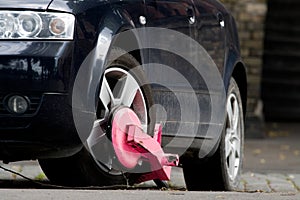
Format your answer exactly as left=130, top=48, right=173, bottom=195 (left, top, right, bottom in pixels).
left=0, top=11, right=75, bottom=40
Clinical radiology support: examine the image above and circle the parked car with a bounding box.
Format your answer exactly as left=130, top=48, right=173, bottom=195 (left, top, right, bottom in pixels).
left=0, top=0, right=246, bottom=191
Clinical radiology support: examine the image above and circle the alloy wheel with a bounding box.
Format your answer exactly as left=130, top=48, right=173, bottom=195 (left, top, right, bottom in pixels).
left=87, top=67, right=148, bottom=174
left=225, top=93, right=242, bottom=181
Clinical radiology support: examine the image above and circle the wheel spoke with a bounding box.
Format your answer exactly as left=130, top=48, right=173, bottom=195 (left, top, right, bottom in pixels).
left=120, top=73, right=140, bottom=107
left=99, top=76, right=115, bottom=109
left=234, top=157, right=240, bottom=169
left=87, top=119, right=106, bottom=148
left=227, top=99, right=234, bottom=128
left=90, top=67, right=148, bottom=174
left=232, top=99, right=239, bottom=131
left=225, top=130, right=232, bottom=158
left=229, top=149, right=236, bottom=177
left=87, top=119, right=117, bottom=171
left=234, top=137, right=241, bottom=158
left=231, top=140, right=237, bottom=157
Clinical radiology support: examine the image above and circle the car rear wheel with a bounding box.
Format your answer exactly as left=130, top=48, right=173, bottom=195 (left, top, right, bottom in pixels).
left=39, top=48, right=154, bottom=186
left=182, top=77, right=244, bottom=191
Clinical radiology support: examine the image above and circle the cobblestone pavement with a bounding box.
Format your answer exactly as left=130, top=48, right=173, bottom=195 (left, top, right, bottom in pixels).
left=0, top=123, right=299, bottom=194
left=241, top=172, right=300, bottom=193
left=0, top=163, right=299, bottom=193
left=240, top=123, right=300, bottom=193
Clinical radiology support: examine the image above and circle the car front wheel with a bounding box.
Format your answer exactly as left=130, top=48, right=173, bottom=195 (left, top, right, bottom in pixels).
left=39, top=48, right=154, bottom=186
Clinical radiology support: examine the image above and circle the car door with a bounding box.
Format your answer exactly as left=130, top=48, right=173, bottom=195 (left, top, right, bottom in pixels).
left=193, top=0, right=226, bottom=73
left=144, top=0, right=196, bottom=35
left=142, top=0, right=197, bottom=85
left=140, top=0, right=202, bottom=139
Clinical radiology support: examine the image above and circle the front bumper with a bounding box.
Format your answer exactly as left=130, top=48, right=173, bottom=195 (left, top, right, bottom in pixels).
left=0, top=41, right=83, bottom=161
left=0, top=41, right=74, bottom=92
left=0, top=93, right=82, bottom=162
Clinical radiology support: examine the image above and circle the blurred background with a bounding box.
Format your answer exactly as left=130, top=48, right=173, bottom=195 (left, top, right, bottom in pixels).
left=221, top=0, right=300, bottom=135
left=220, top=0, right=300, bottom=173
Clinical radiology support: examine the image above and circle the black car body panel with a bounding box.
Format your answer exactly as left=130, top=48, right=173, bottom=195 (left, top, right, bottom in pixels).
left=0, top=0, right=246, bottom=162
left=0, top=41, right=73, bottom=92
left=0, top=1, right=50, bottom=10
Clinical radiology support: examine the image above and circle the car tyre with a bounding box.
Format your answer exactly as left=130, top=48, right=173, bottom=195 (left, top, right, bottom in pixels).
left=182, top=77, right=244, bottom=191
left=39, top=48, right=155, bottom=186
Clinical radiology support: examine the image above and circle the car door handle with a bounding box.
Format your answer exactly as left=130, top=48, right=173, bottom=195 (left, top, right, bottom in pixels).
left=217, top=12, right=225, bottom=28
left=186, top=7, right=195, bottom=24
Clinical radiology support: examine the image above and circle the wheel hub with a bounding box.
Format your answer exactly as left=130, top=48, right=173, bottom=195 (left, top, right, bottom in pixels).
left=110, top=107, right=179, bottom=183
left=111, top=107, right=142, bottom=169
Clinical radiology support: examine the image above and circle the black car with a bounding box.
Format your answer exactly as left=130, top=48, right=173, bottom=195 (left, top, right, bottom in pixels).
left=0, top=0, right=247, bottom=191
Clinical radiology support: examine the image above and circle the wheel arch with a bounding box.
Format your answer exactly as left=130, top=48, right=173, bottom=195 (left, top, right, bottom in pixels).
left=86, top=6, right=144, bottom=105
left=72, top=6, right=145, bottom=142
left=231, top=61, right=247, bottom=119
left=110, top=28, right=143, bottom=65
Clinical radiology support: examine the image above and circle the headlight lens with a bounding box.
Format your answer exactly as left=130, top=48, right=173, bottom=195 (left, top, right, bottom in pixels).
left=0, top=11, right=75, bottom=40
left=0, top=13, right=17, bottom=38
left=49, top=18, right=66, bottom=35
left=18, top=12, right=42, bottom=37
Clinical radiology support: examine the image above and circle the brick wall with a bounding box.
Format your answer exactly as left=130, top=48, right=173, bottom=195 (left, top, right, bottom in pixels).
left=220, top=0, right=268, bottom=137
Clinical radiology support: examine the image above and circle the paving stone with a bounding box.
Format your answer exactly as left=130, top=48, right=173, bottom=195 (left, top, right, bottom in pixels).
left=0, top=162, right=45, bottom=181
left=241, top=173, right=272, bottom=192
left=237, top=180, right=246, bottom=191
left=169, top=167, right=186, bottom=189
left=288, top=174, right=300, bottom=191
left=245, top=183, right=272, bottom=193
left=136, top=167, right=186, bottom=189
left=267, top=173, right=288, bottom=180
left=21, top=165, right=45, bottom=180
left=268, top=183, right=297, bottom=193
left=0, top=164, right=23, bottom=180
left=137, top=180, right=157, bottom=188
left=266, top=174, right=298, bottom=193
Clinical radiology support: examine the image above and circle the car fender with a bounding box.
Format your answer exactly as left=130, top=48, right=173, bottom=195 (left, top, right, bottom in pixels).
left=72, top=7, right=142, bottom=141
left=223, top=14, right=247, bottom=94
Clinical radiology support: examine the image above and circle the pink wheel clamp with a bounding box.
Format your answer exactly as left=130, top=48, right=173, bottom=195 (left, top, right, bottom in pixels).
left=111, top=107, right=179, bottom=185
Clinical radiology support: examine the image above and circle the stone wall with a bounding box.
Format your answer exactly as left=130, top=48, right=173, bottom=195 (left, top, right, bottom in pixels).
left=220, top=0, right=268, bottom=137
